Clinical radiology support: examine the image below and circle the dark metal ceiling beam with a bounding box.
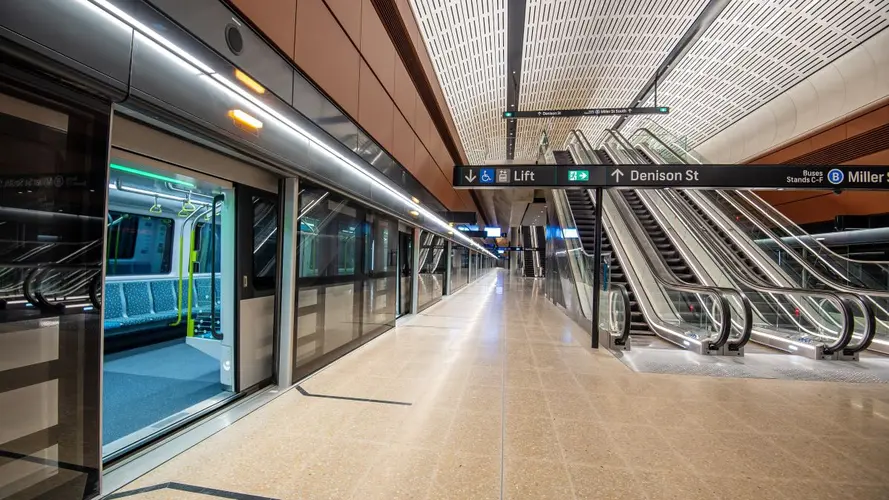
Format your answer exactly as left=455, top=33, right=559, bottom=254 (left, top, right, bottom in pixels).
left=614, top=0, right=731, bottom=130
left=505, top=0, right=527, bottom=160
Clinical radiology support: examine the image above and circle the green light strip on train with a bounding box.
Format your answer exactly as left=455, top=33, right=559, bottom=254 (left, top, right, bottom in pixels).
left=110, top=163, right=196, bottom=188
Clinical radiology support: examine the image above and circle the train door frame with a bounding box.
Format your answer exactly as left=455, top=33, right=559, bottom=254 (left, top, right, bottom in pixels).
left=396, top=225, right=413, bottom=318
left=102, top=147, right=238, bottom=456
left=106, top=114, right=281, bottom=436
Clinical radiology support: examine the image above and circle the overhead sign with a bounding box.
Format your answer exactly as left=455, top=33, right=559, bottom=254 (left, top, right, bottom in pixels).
left=453, top=164, right=889, bottom=190
left=436, top=211, right=478, bottom=224
left=502, top=107, right=669, bottom=119
left=485, top=227, right=503, bottom=238
left=498, top=246, right=539, bottom=251
left=461, top=230, right=489, bottom=238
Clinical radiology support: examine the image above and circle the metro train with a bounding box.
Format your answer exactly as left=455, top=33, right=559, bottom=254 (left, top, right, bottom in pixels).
left=0, top=2, right=499, bottom=499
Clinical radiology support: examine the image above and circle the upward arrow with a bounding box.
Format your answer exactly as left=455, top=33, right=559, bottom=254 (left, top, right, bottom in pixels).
left=611, top=170, right=624, bottom=182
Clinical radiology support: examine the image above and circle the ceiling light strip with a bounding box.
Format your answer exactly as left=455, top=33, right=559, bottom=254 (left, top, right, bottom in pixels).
left=88, top=0, right=494, bottom=258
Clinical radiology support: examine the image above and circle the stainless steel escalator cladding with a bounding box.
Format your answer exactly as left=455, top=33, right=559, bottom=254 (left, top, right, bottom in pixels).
left=702, top=189, right=882, bottom=356
left=602, top=187, right=750, bottom=354
left=546, top=186, right=632, bottom=349
left=627, top=125, right=879, bottom=359
left=564, top=134, right=755, bottom=355
left=656, top=187, right=871, bottom=360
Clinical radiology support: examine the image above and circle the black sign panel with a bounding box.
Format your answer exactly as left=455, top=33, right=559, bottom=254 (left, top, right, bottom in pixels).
left=461, top=230, right=489, bottom=238
left=436, top=211, right=478, bottom=224
left=453, top=164, right=889, bottom=190
left=502, top=107, right=669, bottom=119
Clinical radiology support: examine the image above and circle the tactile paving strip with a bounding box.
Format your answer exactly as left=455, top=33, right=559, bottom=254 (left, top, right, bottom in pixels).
left=619, top=348, right=889, bottom=383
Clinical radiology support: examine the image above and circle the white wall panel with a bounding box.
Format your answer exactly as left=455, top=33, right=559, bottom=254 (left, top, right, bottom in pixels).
left=695, top=28, right=889, bottom=163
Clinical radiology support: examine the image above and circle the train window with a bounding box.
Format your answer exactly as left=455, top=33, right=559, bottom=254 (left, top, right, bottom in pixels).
left=193, top=221, right=222, bottom=273
left=252, top=195, right=278, bottom=290
left=298, top=219, right=320, bottom=277
left=106, top=210, right=173, bottom=276
left=337, top=222, right=358, bottom=274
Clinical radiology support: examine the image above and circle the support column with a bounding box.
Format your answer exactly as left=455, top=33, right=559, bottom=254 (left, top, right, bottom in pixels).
left=410, top=229, right=421, bottom=314
left=591, top=187, right=603, bottom=349
left=276, top=177, right=299, bottom=386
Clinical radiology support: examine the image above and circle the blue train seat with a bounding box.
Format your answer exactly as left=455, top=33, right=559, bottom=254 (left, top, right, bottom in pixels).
left=103, top=283, right=125, bottom=330
left=104, top=276, right=220, bottom=335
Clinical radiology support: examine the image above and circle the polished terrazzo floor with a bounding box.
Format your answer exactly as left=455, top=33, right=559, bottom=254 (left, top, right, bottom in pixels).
left=115, top=270, right=889, bottom=499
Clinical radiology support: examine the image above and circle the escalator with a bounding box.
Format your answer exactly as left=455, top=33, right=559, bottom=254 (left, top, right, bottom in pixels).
left=588, top=142, right=702, bottom=322
left=617, top=190, right=701, bottom=322
left=565, top=189, right=651, bottom=336
left=522, top=227, right=534, bottom=277
left=673, top=189, right=804, bottom=328
left=623, top=126, right=878, bottom=356
left=629, top=145, right=800, bottom=329
left=523, top=253, right=534, bottom=277
left=554, top=148, right=651, bottom=335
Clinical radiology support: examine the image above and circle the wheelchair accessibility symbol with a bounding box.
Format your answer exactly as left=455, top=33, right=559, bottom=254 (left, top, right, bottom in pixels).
left=827, top=169, right=844, bottom=185
left=479, top=168, right=495, bottom=184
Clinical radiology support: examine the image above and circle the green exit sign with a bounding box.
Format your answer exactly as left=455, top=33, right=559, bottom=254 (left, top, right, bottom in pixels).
left=568, top=170, right=590, bottom=182
left=503, top=111, right=514, bottom=118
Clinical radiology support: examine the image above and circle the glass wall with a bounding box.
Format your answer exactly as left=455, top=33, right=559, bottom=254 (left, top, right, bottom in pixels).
left=294, top=181, right=397, bottom=377
left=451, top=245, right=468, bottom=291
left=417, top=230, right=445, bottom=310
left=468, top=251, right=475, bottom=283
left=0, top=89, right=109, bottom=498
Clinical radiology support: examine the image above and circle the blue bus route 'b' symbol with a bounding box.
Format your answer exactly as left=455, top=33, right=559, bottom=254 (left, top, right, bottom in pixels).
left=827, top=169, right=844, bottom=185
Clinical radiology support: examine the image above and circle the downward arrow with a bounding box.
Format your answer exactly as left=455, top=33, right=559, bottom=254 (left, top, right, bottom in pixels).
left=465, top=170, right=477, bottom=183
left=611, top=170, right=624, bottom=182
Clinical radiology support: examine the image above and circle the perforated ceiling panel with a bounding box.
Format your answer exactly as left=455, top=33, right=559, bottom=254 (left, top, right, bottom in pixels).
left=622, top=0, right=889, bottom=149
left=412, top=0, right=889, bottom=163
left=514, top=0, right=709, bottom=160
left=410, top=1, right=508, bottom=164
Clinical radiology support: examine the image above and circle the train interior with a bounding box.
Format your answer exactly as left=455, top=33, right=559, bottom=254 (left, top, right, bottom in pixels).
left=102, top=158, right=234, bottom=458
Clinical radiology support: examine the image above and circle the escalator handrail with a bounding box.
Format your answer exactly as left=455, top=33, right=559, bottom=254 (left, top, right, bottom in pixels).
left=566, top=131, right=598, bottom=164
left=632, top=126, right=889, bottom=271
left=611, top=282, right=632, bottom=346
left=548, top=162, right=631, bottom=341
left=629, top=128, right=689, bottom=164
left=632, top=130, right=878, bottom=354
left=660, top=187, right=863, bottom=355
left=616, top=181, right=740, bottom=338
left=625, top=181, right=757, bottom=351
left=89, top=273, right=102, bottom=310
left=738, top=190, right=889, bottom=267
left=556, top=194, right=632, bottom=343
left=635, top=140, right=853, bottom=341
left=585, top=132, right=745, bottom=350
left=730, top=190, right=887, bottom=286
left=596, top=130, right=644, bottom=164
left=716, top=190, right=889, bottom=299
left=604, top=188, right=735, bottom=350
left=844, top=295, right=877, bottom=354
